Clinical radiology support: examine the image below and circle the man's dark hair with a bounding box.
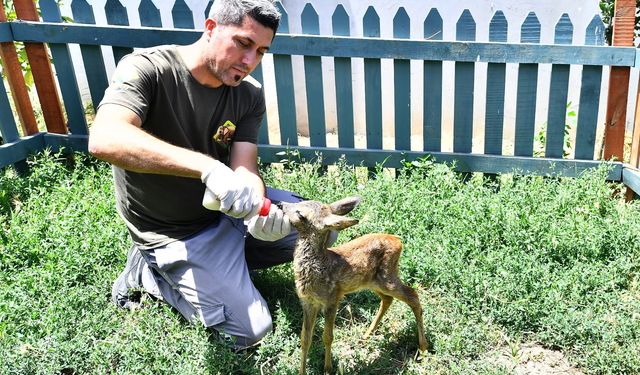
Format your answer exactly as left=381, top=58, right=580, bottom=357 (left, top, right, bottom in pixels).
left=209, top=0, right=281, bottom=34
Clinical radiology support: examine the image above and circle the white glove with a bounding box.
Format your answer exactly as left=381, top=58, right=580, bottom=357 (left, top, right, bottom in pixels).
left=201, top=160, right=262, bottom=219
left=246, top=204, right=291, bottom=242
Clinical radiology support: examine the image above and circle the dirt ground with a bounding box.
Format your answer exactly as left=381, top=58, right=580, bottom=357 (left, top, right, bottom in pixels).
left=484, top=343, right=584, bottom=375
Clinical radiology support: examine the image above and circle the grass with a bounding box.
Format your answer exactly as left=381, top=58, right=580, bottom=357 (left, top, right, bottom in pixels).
left=1, top=150, right=639, bottom=374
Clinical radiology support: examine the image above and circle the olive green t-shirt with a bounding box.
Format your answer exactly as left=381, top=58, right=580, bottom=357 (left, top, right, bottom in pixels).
left=98, top=45, right=265, bottom=250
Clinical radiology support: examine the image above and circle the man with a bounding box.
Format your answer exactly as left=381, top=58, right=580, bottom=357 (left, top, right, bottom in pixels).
left=89, top=0, right=294, bottom=348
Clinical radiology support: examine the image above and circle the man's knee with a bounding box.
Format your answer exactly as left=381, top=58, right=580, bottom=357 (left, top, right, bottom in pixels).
left=235, top=318, right=273, bottom=348
left=210, top=310, right=273, bottom=348
left=238, top=299, right=273, bottom=345
left=204, top=297, right=273, bottom=348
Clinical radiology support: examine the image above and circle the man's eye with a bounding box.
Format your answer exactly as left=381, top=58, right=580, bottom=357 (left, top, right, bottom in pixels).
left=237, top=39, right=249, bottom=47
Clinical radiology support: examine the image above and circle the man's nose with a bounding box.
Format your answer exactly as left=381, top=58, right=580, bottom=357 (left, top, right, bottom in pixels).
left=242, top=50, right=260, bottom=68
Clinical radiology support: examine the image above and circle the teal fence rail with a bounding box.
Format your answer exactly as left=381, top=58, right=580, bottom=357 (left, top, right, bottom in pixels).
left=2, top=1, right=640, bottom=191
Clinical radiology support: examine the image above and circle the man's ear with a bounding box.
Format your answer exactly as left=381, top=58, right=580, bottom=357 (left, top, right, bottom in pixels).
left=204, top=18, right=217, bottom=33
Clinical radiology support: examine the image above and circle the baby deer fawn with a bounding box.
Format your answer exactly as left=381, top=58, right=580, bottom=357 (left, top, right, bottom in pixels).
left=280, top=196, right=429, bottom=374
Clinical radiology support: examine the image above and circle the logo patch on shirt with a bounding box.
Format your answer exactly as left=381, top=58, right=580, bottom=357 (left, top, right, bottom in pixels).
left=110, top=63, right=140, bottom=92
left=112, top=67, right=139, bottom=84
left=213, top=120, right=236, bottom=147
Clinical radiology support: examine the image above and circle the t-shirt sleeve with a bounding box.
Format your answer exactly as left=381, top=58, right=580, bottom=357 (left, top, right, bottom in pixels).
left=98, top=54, right=156, bottom=124
left=233, top=84, right=265, bottom=144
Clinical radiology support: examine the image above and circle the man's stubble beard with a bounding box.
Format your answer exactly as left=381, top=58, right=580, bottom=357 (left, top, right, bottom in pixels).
left=206, top=58, right=242, bottom=87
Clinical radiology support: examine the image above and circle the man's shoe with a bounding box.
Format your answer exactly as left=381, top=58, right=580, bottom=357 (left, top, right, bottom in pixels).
left=112, top=245, right=145, bottom=309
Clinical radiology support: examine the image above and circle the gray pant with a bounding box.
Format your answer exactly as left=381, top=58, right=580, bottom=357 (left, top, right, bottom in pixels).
left=135, top=189, right=301, bottom=348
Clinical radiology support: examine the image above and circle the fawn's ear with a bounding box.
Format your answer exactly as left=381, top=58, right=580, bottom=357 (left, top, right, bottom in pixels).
left=329, top=196, right=361, bottom=215
left=323, top=215, right=359, bottom=230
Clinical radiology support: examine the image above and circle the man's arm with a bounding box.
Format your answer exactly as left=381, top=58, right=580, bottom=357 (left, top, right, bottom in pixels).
left=235, top=141, right=293, bottom=242
left=229, top=141, right=266, bottom=197
left=88, top=103, right=214, bottom=178
left=91, top=103, right=264, bottom=218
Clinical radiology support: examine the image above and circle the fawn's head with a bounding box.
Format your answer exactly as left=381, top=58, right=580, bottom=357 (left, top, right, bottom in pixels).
left=281, top=196, right=361, bottom=235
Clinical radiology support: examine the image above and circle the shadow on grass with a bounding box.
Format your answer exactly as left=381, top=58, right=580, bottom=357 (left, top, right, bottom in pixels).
left=201, top=266, right=300, bottom=374
left=227, top=267, right=433, bottom=374
left=304, top=311, right=430, bottom=374
left=103, top=262, right=429, bottom=374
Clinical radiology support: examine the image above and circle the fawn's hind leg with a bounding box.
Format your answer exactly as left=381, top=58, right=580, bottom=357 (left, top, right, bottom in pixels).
left=363, top=293, right=393, bottom=340
left=383, top=281, right=429, bottom=352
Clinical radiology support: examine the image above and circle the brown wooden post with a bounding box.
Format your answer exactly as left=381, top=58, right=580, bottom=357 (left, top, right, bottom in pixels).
left=603, top=0, right=635, bottom=161
left=13, top=0, right=67, bottom=134
left=0, top=5, right=38, bottom=135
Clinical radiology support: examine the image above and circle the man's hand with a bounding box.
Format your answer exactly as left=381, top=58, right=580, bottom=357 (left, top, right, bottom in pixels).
left=246, top=204, right=291, bottom=242
left=201, top=160, right=263, bottom=218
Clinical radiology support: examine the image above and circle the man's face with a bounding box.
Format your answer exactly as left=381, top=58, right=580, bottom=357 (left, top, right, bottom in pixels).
left=204, top=16, right=274, bottom=87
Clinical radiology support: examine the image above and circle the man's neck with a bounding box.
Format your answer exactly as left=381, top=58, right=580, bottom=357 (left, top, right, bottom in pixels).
left=177, top=42, right=222, bottom=88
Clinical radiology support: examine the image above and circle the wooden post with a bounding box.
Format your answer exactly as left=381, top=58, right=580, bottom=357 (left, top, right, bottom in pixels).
left=602, top=0, right=635, bottom=161
left=0, top=5, right=38, bottom=135
left=13, top=0, right=67, bottom=134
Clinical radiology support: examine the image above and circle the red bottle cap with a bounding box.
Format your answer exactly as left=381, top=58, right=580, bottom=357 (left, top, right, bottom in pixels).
left=259, top=197, right=271, bottom=216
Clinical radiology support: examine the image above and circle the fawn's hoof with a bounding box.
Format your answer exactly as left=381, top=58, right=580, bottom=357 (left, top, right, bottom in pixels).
left=420, top=335, right=435, bottom=353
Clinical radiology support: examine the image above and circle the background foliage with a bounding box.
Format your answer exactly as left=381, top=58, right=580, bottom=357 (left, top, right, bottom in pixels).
left=599, top=0, right=640, bottom=45
left=1, top=0, right=32, bottom=87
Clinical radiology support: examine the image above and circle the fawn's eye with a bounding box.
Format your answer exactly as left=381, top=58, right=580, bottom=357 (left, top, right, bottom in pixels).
left=295, top=210, right=306, bottom=222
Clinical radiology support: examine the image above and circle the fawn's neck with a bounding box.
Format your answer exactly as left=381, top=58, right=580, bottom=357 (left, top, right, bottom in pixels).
left=293, top=231, right=333, bottom=274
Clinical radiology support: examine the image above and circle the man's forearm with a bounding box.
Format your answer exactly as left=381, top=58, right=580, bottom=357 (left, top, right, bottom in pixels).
left=229, top=141, right=265, bottom=197
left=89, top=119, right=214, bottom=179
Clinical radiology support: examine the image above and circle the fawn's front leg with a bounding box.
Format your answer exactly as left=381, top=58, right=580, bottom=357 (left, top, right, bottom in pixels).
left=300, top=301, right=319, bottom=375
left=322, top=303, right=339, bottom=374
left=363, top=294, right=393, bottom=340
